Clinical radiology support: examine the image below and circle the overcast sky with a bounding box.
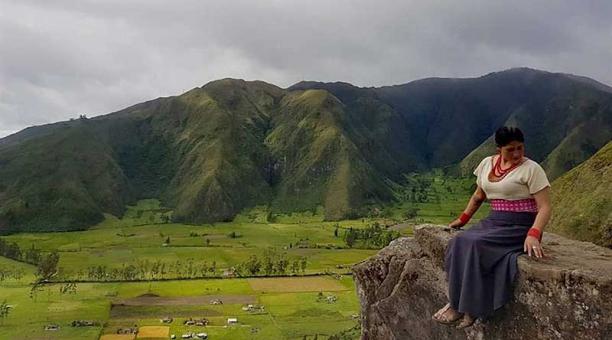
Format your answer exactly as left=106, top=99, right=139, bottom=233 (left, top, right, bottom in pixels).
left=1, top=0, right=611, bottom=138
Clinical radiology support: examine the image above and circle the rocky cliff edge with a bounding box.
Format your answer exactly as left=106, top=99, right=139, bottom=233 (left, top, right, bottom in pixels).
left=352, top=225, right=612, bottom=340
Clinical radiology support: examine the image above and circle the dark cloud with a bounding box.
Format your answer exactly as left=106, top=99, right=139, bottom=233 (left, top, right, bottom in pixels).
left=1, top=0, right=611, bottom=137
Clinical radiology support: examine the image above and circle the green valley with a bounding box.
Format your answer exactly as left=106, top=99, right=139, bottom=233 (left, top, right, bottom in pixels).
left=0, top=174, right=482, bottom=339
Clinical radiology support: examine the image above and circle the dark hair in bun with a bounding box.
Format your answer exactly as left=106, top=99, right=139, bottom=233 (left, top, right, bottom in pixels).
left=495, top=126, right=524, bottom=147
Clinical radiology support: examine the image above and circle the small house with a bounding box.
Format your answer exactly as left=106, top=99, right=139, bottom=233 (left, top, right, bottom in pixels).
left=71, top=320, right=96, bottom=327
left=44, top=324, right=60, bottom=331
left=117, top=327, right=138, bottom=334
left=194, top=318, right=209, bottom=326
left=222, top=267, right=237, bottom=278
left=227, top=317, right=238, bottom=325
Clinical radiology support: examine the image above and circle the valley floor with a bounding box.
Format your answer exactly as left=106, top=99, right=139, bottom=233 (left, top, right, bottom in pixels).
left=0, top=173, right=483, bottom=339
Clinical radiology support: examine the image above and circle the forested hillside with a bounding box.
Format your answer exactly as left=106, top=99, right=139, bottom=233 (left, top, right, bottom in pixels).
left=1, top=68, right=611, bottom=233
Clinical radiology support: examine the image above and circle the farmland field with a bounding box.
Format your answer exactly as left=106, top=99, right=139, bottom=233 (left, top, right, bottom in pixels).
left=0, top=271, right=361, bottom=340
left=0, top=172, right=481, bottom=339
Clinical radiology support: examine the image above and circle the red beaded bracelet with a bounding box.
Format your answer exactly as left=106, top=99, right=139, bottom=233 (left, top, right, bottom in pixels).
left=459, top=212, right=471, bottom=224
left=527, top=228, right=542, bottom=241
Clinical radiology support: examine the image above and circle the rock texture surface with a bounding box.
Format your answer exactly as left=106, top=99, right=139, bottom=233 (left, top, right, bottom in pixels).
left=352, top=225, right=612, bottom=340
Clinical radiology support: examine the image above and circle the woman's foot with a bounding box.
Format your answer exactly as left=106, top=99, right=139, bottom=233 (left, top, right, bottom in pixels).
left=432, top=303, right=463, bottom=324
left=456, top=314, right=476, bottom=329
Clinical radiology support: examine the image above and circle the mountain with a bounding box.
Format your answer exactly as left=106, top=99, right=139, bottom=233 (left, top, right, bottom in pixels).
left=449, top=68, right=612, bottom=180
left=549, top=141, right=612, bottom=247
left=298, top=69, right=612, bottom=179
left=0, top=79, right=286, bottom=231
left=1, top=69, right=611, bottom=233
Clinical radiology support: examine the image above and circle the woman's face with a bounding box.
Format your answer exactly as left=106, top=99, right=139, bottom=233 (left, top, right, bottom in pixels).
left=498, top=140, right=525, bottom=164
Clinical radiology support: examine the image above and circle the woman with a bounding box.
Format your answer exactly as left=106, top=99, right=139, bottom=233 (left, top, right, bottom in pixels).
left=432, top=126, right=551, bottom=329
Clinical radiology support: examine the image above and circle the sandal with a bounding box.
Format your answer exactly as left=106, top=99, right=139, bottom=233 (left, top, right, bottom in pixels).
left=432, top=304, right=463, bottom=324
left=433, top=303, right=455, bottom=319
left=456, top=314, right=476, bottom=329
left=432, top=303, right=447, bottom=319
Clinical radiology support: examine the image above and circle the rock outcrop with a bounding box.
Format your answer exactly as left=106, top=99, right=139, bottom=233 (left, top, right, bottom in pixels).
left=353, top=225, right=612, bottom=340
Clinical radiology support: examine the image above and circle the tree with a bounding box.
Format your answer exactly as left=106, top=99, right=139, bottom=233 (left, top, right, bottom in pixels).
left=29, top=281, right=44, bottom=301
left=262, top=253, right=274, bottom=275
left=59, top=282, right=77, bottom=295
left=344, top=228, right=357, bottom=248
left=0, top=300, right=10, bottom=324
left=403, top=207, right=419, bottom=220
left=199, top=262, right=209, bottom=277
left=300, top=257, right=308, bottom=273
left=244, top=255, right=261, bottom=276
left=36, top=252, right=60, bottom=282
left=276, top=256, right=289, bottom=275
left=3, top=242, right=22, bottom=261
left=164, top=236, right=170, bottom=245
left=24, top=245, right=42, bottom=264
left=291, top=259, right=300, bottom=274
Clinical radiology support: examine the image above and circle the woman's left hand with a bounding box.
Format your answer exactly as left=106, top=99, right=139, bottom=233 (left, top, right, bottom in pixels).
left=524, top=236, right=544, bottom=258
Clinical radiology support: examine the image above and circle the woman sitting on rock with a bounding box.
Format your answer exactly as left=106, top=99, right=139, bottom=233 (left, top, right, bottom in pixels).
left=432, top=126, right=551, bottom=329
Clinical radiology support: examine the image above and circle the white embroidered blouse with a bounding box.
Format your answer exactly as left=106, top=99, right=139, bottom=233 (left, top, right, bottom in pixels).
left=473, top=156, right=550, bottom=200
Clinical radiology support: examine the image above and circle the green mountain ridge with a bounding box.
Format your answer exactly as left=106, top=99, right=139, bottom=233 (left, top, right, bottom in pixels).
left=1, top=69, right=611, bottom=233
left=457, top=72, right=612, bottom=180
left=266, top=89, right=394, bottom=219
left=549, top=141, right=612, bottom=247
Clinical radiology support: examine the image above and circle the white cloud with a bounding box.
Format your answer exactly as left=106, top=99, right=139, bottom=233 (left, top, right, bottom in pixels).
left=1, top=0, right=611, bottom=138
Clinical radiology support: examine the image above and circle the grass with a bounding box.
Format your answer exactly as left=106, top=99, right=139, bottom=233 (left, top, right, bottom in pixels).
left=247, top=277, right=346, bottom=292
left=382, top=170, right=490, bottom=226
left=5, top=226, right=378, bottom=280
left=0, top=172, right=479, bottom=339
left=3, top=209, right=381, bottom=280
left=548, top=141, right=612, bottom=247
left=0, top=274, right=360, bottom=340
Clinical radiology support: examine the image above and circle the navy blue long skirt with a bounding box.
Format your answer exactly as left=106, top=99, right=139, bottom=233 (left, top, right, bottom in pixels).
left=444, top=210, right=536, bottom=317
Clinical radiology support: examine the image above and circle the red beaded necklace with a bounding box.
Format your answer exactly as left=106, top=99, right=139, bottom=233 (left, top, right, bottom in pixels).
left=492, top=155, right=523, bottom=178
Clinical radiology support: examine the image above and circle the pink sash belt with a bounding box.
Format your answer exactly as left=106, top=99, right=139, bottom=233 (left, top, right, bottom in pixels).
left=489, top=199, right=538, bottom=212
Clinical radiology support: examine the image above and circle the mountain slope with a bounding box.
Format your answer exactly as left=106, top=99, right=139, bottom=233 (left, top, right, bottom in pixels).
left=266, top=89, right=393, bottom=219
left=1, top=69, right=611, bottom=233
left=447, top=69, right=612, bottom=179
left=110, top=79, right=286, bottom=223
left=0, top=121, right=133, bottom=232
left=549, top=141, right=612, bottom=247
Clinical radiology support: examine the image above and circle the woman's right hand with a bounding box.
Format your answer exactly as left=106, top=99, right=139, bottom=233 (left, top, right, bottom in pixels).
left=448, top=218, right=465, bottom=230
